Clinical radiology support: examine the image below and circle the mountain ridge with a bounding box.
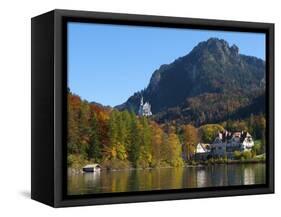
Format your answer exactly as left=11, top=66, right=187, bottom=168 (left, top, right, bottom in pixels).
left=116, top=38, right=265, bottom=125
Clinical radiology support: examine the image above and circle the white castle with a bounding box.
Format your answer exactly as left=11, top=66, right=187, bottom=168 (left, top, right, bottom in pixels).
left=138, top=97, right=152, bottom=116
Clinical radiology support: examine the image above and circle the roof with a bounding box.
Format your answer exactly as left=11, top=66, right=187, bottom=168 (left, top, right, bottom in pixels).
left=196, top=143, right=211, bottom=153
left=215, top=131, right=252, bottom=143
left=83, top=164, right=100, bottom=169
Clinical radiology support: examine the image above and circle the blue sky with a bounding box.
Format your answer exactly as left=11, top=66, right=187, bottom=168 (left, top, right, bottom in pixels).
left=68, top=22, right=265, bottom=107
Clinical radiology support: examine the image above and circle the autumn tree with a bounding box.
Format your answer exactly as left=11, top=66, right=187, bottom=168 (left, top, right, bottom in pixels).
left=151, top=122, right=164, bottom=167
left=87, top=112, right=101, bottom=161
left=167, top=132, right=183, bottom=167
left=182, top=124, right=198, bottom=161
left=67, top=94, right=81, bottom=155
left=106, top=110, right=119, bottom=160
left=138, top=116, right=152, bottom=168
left=160, top=132, right=170, bottom=165
left=67, top=92, right=193, bottom=169
left=77, top=101, right=91, bottom=156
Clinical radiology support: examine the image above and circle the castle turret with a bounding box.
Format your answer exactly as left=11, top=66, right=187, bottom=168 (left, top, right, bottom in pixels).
left=138, top=96, right=152, bottom=116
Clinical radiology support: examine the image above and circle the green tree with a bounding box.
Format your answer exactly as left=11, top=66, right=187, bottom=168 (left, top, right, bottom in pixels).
left=128, top=112, right=141, bottom=167
left=106, top=110, right=119, bottom=159
left=248, top=114, right=255, bottom=137
left=138, top=117, right=152, bottom=168
left=121, top=111, right=132, bottom=151
left=199, top=124, right=224, bottom=143
left=115, top=111, right=128, bottom=160
left=87, top=113, right=101, bottom=161
left=255, top=115, right=266, bottom=153
left=227, top=120, right=248, bottom=132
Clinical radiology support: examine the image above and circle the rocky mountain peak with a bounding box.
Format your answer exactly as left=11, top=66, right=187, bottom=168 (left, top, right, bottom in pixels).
left=190, top=38, right=240, bottom=59
left=116, top=38, right=265, bottom=116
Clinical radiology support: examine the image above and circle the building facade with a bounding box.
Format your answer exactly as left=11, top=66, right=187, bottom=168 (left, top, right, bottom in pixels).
left=194, top=143, right=211, bottom=161
left=195, top=130, right=255, bottom=160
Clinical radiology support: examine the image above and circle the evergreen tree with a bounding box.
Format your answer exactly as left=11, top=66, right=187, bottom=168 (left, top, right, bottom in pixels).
left=106, top=110, right=119, bottom=159
left=87, top=113, right=101, bottom=161
left=122, top=110, right=132, bottom=150
left=128, top=112, right=141, bottom=167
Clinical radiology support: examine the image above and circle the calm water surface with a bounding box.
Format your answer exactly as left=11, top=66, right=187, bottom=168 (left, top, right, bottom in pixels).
left=68, top=163, right=265, bottom=195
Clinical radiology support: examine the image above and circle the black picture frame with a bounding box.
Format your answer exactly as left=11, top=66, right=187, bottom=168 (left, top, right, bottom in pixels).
left=31, top=9, right=274, bottom=207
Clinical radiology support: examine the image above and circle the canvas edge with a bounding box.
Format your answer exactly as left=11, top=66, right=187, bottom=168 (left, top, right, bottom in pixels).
left=32, top=9, right=275, bottom=207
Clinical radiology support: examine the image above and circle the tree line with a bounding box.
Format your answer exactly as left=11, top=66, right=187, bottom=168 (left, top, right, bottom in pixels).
left=68, top=93, right=184, bottom=169
left=67, top=92, right=266, bottom=169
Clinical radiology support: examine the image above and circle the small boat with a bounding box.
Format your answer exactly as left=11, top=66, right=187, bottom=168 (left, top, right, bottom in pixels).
left=82, top=164, right=101, bottom=173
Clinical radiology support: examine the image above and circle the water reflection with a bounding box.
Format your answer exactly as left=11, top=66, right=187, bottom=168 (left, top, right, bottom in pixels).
left=196, top=168, right=207, bottom=188
left=68, top=163, right=266, bottom=195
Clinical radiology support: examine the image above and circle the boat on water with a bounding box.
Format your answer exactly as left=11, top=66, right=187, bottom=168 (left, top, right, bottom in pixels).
left=82, top=164, right=101, bottom=173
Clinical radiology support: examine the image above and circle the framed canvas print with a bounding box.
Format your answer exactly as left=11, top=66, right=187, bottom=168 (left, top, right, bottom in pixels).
left=31, top=9, right=274, bottom=207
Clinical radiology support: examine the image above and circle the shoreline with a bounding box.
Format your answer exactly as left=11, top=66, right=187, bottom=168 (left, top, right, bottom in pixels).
left=68, top=159, right=265, bottom=174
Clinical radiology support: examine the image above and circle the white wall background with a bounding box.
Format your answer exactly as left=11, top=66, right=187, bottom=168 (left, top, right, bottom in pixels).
left=0, top=0, right=279, bottom=215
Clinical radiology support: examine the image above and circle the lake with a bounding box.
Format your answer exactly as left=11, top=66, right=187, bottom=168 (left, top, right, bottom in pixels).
left=68, top=163, right=265, bottom=195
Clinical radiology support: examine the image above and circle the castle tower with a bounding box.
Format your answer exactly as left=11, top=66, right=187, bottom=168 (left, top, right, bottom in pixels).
left=138, top=96, right=152, bottom=116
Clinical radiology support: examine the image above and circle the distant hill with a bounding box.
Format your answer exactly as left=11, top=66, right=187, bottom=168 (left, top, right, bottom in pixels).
left=90, top=101, right=112, bottom=110
left=116, top=38, right=266, bottom=126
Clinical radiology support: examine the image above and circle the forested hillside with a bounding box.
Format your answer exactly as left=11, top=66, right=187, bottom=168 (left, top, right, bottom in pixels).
left=67, top=91, right=266, bottom=169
